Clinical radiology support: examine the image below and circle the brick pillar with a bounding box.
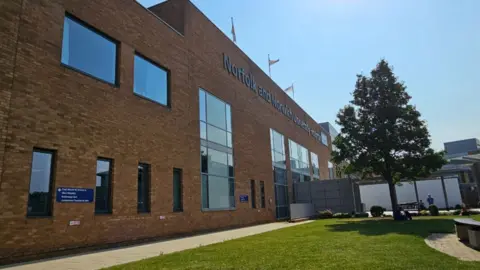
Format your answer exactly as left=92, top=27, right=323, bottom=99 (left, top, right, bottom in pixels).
left=0, top=0, right=23, bottom=192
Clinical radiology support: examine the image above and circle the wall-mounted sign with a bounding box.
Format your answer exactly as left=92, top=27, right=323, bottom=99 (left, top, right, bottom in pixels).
left=69, top=220, right=81, bottom=226
left=240, top=195, right=249, bottom=202
left=223, top=53, right=324, bottom=144
left=56, top=187, right=94, bottom=203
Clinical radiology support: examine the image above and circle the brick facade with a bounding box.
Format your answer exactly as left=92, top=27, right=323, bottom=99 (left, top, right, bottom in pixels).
left=0, top=0, right=331, bottom=263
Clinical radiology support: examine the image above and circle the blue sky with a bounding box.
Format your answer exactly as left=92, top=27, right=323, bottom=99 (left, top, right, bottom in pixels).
left=138, top=0, right=480, bottom=151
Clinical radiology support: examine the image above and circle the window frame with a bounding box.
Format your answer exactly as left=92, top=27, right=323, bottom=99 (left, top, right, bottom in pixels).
left=321, top=132, right=328, bottom=146
left=61, top=13, right=120, bottom=87
left=173, top=168, right=183, bottom=212
left=137, top=163, right=151, bottom=213
left=199, top=89, right=233, bottom=147
left=133, top=51, right=171, bottom=108
left=270, top=128, right=286, bottom=169
left=95, top=157, right=113, bottom=215
left=26, top=148, right=56, bottom=218
left=288, top=139, right=312, bottom=182
left=199, top=88, right=235, bottom=211
left=260, top=181, right=266, bottom=208
left=310, top=152, right=320, bottom=178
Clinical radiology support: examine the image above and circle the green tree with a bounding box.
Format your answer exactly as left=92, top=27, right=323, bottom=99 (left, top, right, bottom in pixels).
left=332, top=59, right=446, bottom=220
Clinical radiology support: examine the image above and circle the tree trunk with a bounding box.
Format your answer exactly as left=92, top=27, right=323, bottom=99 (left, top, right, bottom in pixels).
left=387, top=180, right=401, bottom=220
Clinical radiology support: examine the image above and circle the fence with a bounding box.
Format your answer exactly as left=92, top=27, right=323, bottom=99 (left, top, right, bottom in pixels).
left=294, top=178, right=362, bottom=214
left=359, top=177, right=462, bottom=211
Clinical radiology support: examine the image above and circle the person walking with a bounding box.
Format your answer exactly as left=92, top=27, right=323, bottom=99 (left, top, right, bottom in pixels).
left=427, top=194, right=434, bottom=206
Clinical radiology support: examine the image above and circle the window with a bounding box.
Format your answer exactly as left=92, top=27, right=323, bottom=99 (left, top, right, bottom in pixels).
left=95, top=158, right=112, bottom=214
left=321, top=132, right=328, bottom=146
left=250, top=180, right=256, bottom=208
left=289, top=140, right=310, bottom=175
left=137, top=163, right=150, bottom=213
left=27, top=149, right=55, bottom=217
left=173, top=168, right=183, bottom=212
left=311, top=152, right=320, bottom=179
left=260, top=181, right=266, bottom=208
left=289, top=140, right=311, bottom=182
left=328, top=161, right=335, bottom=179
left=270, top=129, right=286, bottom=168
left=134, top=54, right=169, bottom=106
left=61, top=15, right=117, bottom=84
left=199, top=89, right=235, bottom=210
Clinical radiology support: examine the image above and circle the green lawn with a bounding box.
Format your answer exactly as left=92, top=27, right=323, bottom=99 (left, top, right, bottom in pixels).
left=109, top=216, right=480, bottom=270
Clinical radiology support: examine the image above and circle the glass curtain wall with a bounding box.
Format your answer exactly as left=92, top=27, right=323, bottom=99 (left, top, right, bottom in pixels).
left=270, top=129, right=289, bottom=220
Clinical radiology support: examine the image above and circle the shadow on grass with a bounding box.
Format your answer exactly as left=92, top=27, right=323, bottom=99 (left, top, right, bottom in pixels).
left=326, top=218, right=455, bottom=238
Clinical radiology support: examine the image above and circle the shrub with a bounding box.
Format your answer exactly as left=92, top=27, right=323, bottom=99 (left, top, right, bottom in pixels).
left=354, top=212, right=369, bottom=218
left=429, top=204, right=439, bottom=216
left=453, top=210, right=461, bottom=215
left=333, top=213, right=342, bottom=218
left=460, top=210, right=470, bottom=216
left=370, top=206, right=384, bottom=217
left=333, top=213, right=352, bottom=218
left=383, top=214, right=393, bottom=217
left=470, top=210, right=480, bottom=215
left=318, top=210, right=333, bottom=219
left=455, top=204, right=462, bottom=210
left=419, top=210, right=429, bottom=216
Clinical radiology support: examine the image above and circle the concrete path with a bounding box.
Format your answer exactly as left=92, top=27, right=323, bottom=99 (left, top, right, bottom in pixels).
left=1, top=221, right=312, bottom=270
left=425, top=233, right=480, bottom=261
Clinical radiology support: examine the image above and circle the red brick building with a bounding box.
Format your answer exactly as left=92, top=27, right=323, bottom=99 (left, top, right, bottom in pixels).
left=0, top=0, right=331, bottom=262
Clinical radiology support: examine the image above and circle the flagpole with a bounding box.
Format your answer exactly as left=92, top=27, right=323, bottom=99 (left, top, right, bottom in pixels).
left=231, top=17, right=235, bottom=43
left=292, top=83, right=295, bottom=100
left=268, top=54, right=271, bottom=77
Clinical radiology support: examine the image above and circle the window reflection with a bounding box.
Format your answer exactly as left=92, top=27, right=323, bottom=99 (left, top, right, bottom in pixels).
left=27, top=150, right=54, bottom=216
left=61, top=16, right=117, bottom=84
left=206, top=94, right=226, bottom=129
left=95, top=159, right=112, bottom=213
left=134, top=54, right=169, bottom=106
left=289, top=139, right=311, bottom=182
left=199, top=89, right=234, bottom=210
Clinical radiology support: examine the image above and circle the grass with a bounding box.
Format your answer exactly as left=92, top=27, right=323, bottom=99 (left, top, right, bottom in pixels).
left=109, top=216, right=480, bottom=270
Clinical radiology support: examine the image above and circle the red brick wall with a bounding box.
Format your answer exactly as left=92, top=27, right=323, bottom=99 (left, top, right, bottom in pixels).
left=0, top=0, right=331, bottom=262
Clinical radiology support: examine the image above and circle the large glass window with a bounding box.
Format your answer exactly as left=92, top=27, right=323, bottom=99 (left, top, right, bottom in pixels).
left=137, top=163, right=150, bottom=213
left=270, top=129, right=286, bottom=168
left=289, top=140, right=311, bottom=182
left=270, top=130, right=289, bottom=219
left=27, top=149, right=55, bottom=217
left=134, top=54, right=169, bottom=106
left=311, top=152, right=320, bottom=180
left=95, top=158, right=112, bottom=214
left=199, top=89, right=234, bottom=210
left=61, top=15, right=117, bottom=84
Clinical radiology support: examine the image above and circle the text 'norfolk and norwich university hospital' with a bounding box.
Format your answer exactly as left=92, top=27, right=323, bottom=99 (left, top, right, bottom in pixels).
left=0, top=0, right=332, bottom=262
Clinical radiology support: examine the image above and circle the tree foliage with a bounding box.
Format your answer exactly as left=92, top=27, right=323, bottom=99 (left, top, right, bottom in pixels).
left=332, top=59, right=446, bottom=218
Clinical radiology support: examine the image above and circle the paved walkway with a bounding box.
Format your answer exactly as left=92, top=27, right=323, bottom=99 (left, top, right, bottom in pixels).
left=1, top=221, right=312, bottom=270
left=425, top=233, right=480, bottom=261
